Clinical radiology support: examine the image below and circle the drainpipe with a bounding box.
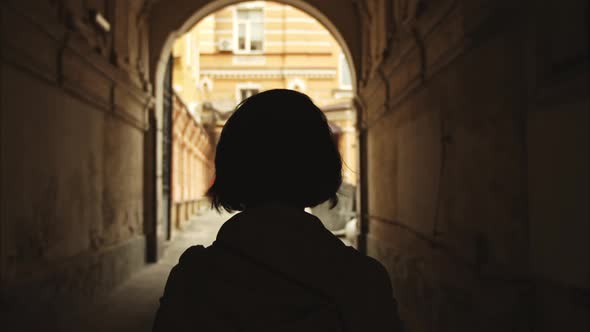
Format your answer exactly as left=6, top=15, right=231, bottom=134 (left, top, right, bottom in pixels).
left=353, top=95, right=369, bottom=254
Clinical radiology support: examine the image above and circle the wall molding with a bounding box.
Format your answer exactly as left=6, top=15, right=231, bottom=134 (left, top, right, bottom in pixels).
left=200, top=68, right=336, bottom=78
left=0, top=4, right=152, bottom=132
left=206, top=29, right=330, bottom=35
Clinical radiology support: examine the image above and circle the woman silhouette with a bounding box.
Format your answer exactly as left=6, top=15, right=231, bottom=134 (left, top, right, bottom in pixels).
left=153, top=89, right=402, bottom=331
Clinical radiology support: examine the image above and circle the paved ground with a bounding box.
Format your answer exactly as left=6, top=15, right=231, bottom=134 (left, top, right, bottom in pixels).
left=70, top=210, right=231, bottom=332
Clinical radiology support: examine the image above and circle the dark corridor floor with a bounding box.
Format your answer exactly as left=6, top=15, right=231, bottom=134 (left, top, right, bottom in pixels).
left=68, top=210, right=230, bottom=332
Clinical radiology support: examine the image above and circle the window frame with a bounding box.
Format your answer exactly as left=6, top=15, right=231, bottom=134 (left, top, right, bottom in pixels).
left=338, top=52, right=353, bottom=90
left=235, top=82, right=262, bottom=103
left=233, top=5, right=265, bottom=54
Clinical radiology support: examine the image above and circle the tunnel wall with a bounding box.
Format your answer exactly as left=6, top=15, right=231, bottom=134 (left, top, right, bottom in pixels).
left=358, top=1, right=588, bottom=331
left=0, top=0, right=153, bottom=324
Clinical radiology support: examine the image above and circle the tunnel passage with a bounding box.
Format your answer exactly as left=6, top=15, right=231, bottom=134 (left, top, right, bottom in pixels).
left=166, top=1, right=359, bottom=240
left=1, top=1, right=588, bottom=332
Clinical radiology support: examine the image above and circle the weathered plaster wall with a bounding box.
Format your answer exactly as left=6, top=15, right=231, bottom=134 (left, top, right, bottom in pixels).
left=525, top=1, right=589, bottom=329
left=358, top=0, right=588, bottom=331
left=0, top=0, right=153, bottom=327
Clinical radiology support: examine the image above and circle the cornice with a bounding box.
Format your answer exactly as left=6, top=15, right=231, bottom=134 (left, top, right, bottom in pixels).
left=200, top=68, right=336, bottom=79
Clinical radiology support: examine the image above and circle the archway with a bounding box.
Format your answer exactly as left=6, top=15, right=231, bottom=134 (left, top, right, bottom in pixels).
left=148, top=0, right=367, bottom=257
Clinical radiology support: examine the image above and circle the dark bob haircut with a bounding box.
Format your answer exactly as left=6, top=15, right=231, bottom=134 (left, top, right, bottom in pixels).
left=207, top=89, right=342, bottom=212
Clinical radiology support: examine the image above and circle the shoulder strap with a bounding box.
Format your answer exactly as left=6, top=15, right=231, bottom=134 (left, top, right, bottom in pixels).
left=211, top=240, right=347, bottom=331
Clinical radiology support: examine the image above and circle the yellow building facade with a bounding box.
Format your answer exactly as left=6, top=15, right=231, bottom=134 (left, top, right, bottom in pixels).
left=173, top=1, right=357, bottom=185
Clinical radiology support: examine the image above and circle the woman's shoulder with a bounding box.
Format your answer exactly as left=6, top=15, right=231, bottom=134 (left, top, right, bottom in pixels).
left=340, top=246, right=391, bottom=285
left=167, top=245, right=211, bottom=279
left=178, top=245, right=208, bottom=263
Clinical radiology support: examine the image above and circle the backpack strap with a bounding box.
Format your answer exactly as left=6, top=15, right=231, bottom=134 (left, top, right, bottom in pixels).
left=210, top=240, right=347, bottom=331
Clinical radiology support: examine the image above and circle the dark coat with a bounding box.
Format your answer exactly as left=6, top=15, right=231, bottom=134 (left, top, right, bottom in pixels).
left=153, top=206, right=402, bottom=331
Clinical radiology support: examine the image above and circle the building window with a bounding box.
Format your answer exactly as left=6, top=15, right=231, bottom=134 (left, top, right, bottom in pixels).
left=240, top=88, right=259, bottom=100
left=235, top=7, right=264, bottom=53
left=236, top=82, right=261, bottom=102
left=339, top=53, right=352, bottom=89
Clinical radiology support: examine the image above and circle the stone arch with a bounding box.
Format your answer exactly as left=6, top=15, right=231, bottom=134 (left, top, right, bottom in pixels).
left=149, top=0, right=360, bottom=100
left=147, top=0, right=365, bottom=254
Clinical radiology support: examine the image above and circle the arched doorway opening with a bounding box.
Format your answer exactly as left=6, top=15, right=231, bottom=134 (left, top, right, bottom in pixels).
left=147, top=0, right=366, bottom=260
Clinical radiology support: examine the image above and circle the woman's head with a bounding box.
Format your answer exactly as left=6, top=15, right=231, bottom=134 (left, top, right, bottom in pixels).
left=207, top=89, right=342, bottom=212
